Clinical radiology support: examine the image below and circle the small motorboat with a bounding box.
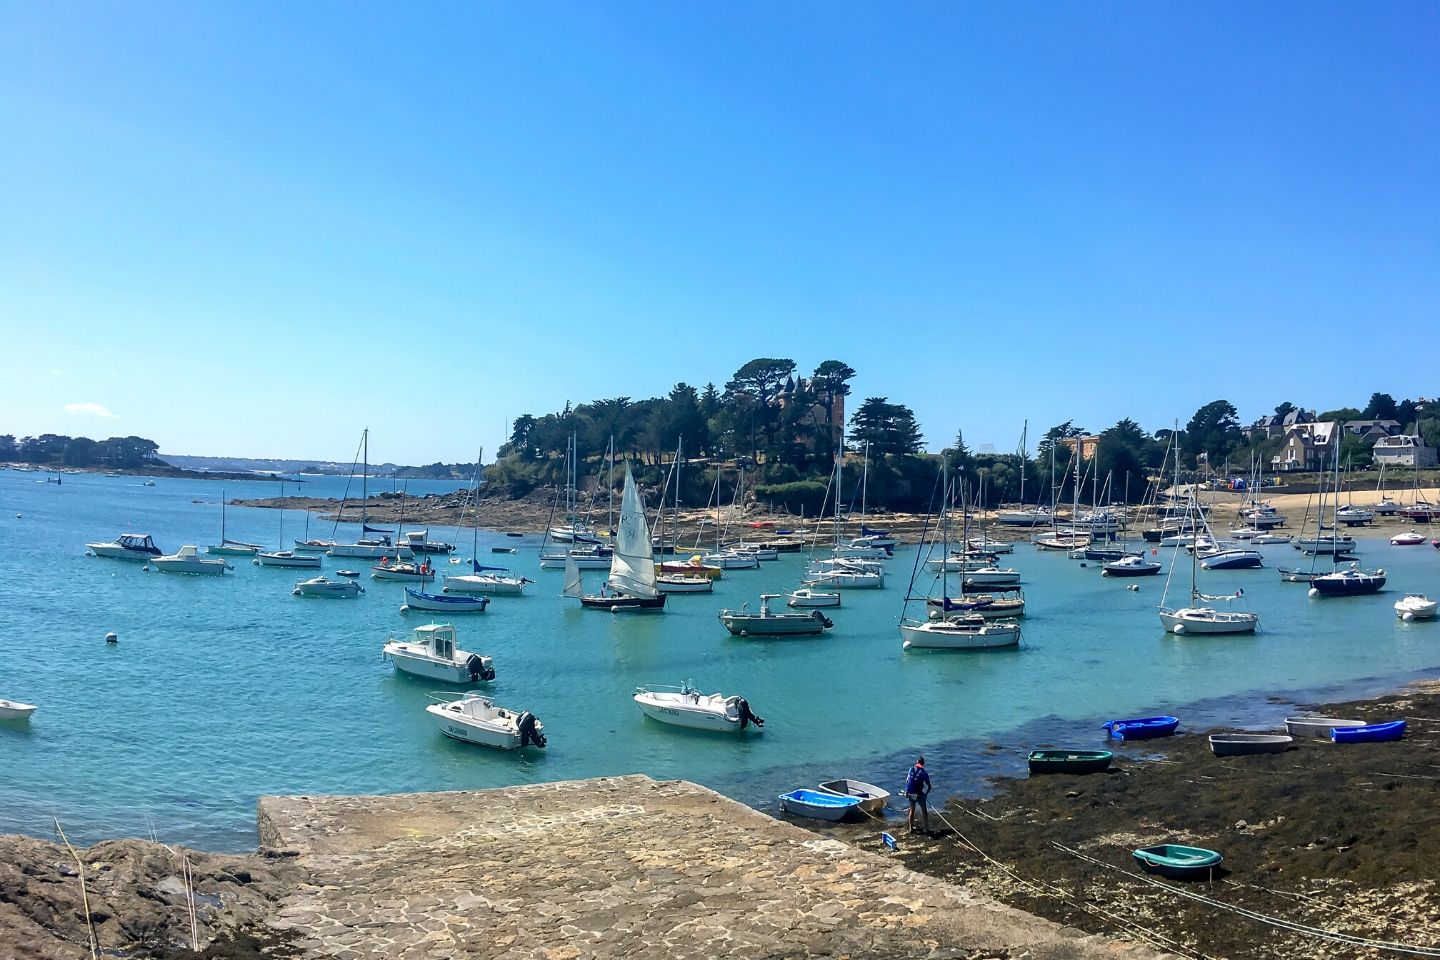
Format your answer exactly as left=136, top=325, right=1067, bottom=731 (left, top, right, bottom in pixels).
left=1102, top=715, right=1179, bottom=740
left=334, top=569, right=361, bottom=578
left=1390, top=530, right=1426, bottom=546
left=1208, top=734, right=1294, bottom=756
left=293, top=539, right=336, bottom=553
left=255, top=550, right=322, bottom=568
left=401, top=588, right=490, bottom=613
left=1102, top=555, right=1162, bottom=577
left=1332, top=720, right=1406, bottom=743
left=1027, top=750, right=1113, bottom=775
left=817, top=778, right=890, bottom=813
left=385, top=623, right=495, bottom=683
left=1284, top=716, right=1367, bottom=739
left=1198, top=548, right=1264, bottom=570
left=1395, top=594, right=1438, bottom=620
left=1277, top=567, right=1314, bottom=583
left=442, top=569, right=530, bottom=596
left=1132, top=844, right=1223, bottom=880
left=720, top=595, right=832, bottom=636
left=425, top=692, right=544, bottom=750
left=151, top=545, right=232, bottom=575
left=370, top=559, right=436, bottom=582
left=293, top=576, right=364, bottom=598
left=778, top=788, right=862, bottom=822
left=786, top=588, right=841, bottom=608
left=490, top=546, right=518, bottom=554
left=632, top=683, right=764, bottom=733
left=0, top=699, right=37, bottom=721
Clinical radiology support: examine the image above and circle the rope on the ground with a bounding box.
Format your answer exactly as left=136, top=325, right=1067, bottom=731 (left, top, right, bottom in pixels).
left=929, top=809, right=1210, bottom=960
left=1052, top=841, right=1440, bottom=957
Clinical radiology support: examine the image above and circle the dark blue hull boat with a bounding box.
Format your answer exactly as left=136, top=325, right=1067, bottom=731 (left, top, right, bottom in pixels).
left=1103, top=715, right=1180, bottom=740
left=1332, top=720, right=1406, bottom=743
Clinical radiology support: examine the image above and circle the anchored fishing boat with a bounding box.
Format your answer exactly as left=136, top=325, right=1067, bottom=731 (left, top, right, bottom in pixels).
left=632, top=683, right=764, bottom=733
left=384, top=623, right=495, bottom=683
left=425, top=691, right=544, bottom=750
left=719, top=594, right=832, bottom=636
left=292, top=576, right=364, bottom=598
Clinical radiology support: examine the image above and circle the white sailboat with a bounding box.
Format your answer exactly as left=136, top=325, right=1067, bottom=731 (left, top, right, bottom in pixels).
left=1158, top=491, right=1258, bottom=635
left=328, top=429, right=399, bottom=558
left=576, top=464, right=665, bottom=611
left=207, top=493, right=261, bottom=556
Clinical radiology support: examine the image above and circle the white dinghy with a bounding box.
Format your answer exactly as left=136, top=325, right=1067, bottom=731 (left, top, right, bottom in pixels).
left=0, top=699, right=37, bottom=721
left=633, top=683, right=765, bottom=734
left=383, top=623, right=495, bottom=684
left=292, top=576, right=364, bottom=598
left=425, top=692, right=545, bottom=750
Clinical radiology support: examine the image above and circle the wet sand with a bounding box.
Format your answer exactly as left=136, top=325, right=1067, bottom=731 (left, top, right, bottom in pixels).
left=814, top=681, right=1440, bottom=959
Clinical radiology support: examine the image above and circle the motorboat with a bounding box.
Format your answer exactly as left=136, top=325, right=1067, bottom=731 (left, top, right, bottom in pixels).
left=402, top=588, right=490, bottom=614
left=86, top=533, right=163, bottom=561
left=292, top=539, right=336, bottom=553
left=385, top=623, right=495, bottom=683
left=1277, top=567, right=1314, bottom=583
left=961, top=566, right=1021, bottom=587
left=208, top=540, right=261, bottom=557
left=1208, top=734, right=1294, bottom=756
left=632, top=683, right=765, bottom=733
left=930, top=587, right=1026, bottom=619
left=442, top=565, right=530, bottom=595
left=292, top=576, right=364, bottom=598
left=656, top=557, right=724, bottom=579
left=1308, top=564, right=1386, bottom=597
left=900, top=615, right=1020, bottom=650
left=804, top=558, right=885, bottom=589
left=328, top=537, right=401, bottom=559
left=1251, top=532, right=1292, bottom=545
left=1295, top=535, right=1358, bottom=555
left=0, top=699, right=37, bottom=721
left=539, top=546, right=613, bottom=570
left=1334, top=505, right=1375, bottom=526
left=425, top=692, right=544, bottom=750
left=655, top=574, right=714, bottom=593
left=256, top=551, right=322, bottom=568
left=370, top=559, right=436, bottom=582
left=1390, top=530, right=1426, bottom=546
left=701, top=550, right=760, bottom=570
left=1102, top=555, right=1161, bottom=577
left=719, top=594, right=832, bottom=636
left=967, top=537, right=1014, bottom=554
left=786, top=587, right=841, bottom=608
left=1198, top=548, right=1263, bottom=570
left=1284, top=716, right=1366, bottom=739
left=1394, top=593, right=1438, bottom=620
left=778, top=789, right=861, bottom=822
left=817, top=778, right=890, bottom=813
left=151, top=545, right=231, bottom=575
left=399, top=529, right=456, bottom=554
left=996, top=507, right=1052, bottom=527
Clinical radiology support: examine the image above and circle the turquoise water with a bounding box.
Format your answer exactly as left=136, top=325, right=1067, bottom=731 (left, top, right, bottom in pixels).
left=2, top=470, right=1438, bottom=851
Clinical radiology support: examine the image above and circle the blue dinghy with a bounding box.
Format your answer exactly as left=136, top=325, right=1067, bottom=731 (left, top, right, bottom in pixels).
left=1331, top=720, right=1406, bottom=743
left=779, top=788, right=863, bottom=822
left=1103, top=716, right=1179, bottom=741
left=1132, top=844, right=1222, bottom=880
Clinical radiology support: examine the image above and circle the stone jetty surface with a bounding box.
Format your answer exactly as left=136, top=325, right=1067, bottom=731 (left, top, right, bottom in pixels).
left=258, top=774, right=1166, bottom=958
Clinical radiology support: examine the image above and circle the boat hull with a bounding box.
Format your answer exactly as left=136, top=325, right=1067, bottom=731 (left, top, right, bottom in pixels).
left=402, top=589, right=489, bottom=613
left=1208, top=734, right=1294, bottom=756
left=900, top=620, right=1020, bottom=650
left=1284, top=716, right=1366, bottom=739
left=1027, top=750, right=1113, bottom=775
left=442, top=575, right=527, bottom=595
left=778, top=789, right=861, bottom=822
left=1132, top=845, right=1222, bottom=880
left=257, top=552, right=322, bottom=568
left=292, top=577, right=363, bottom=598
left=1332, top=720, right=1406, bottom=743
left=0, top=700, right=37, bottom=721
left=1103, top=716, right=1179, bottom=740
left=579, top=593, right=667, bottom=612
left=817, top=779, right=890, bottom=813
left=1159, top=608, right=1259, bottom=635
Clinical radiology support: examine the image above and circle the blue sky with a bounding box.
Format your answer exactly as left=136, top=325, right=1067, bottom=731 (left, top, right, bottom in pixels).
left=2, top=3, right=1436, bottom=463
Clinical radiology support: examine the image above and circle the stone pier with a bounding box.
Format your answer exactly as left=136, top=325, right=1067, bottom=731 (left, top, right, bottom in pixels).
left=259, top=775, right=1167, bottom=958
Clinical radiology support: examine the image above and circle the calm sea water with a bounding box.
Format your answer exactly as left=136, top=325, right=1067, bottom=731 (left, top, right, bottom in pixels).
left=2, top=470, right=1437, bottom=851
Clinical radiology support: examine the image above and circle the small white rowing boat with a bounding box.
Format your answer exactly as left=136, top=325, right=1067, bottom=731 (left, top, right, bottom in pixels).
left=817, top=778, right=889, bottom=813
left=0, top=699, right=37, bottom=721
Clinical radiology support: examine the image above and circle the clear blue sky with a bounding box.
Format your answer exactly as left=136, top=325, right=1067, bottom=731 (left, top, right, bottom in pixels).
left=3, top=2, right=1436, bottom=463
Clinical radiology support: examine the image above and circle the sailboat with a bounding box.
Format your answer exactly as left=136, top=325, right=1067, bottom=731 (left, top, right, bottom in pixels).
left=207, top=492, right=262, bottom=556
left=1158, top=489, right=1258, bottom=635
left=257, top=482, right=322, bottom=568
left=571, top=464, right=666, bottom=611
left=1308, top=446, right=1387, bottom=597
left=443, top=451, right=531, bottom=596
left=804, top=451, right=885, bottom=589
left=327, top=429, right=399, bottom=558
left=996, top=421, right=1052, bottom=526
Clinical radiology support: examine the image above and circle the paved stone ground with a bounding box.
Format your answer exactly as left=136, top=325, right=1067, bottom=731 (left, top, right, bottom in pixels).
left=259, top=775, right=1168, bottom=959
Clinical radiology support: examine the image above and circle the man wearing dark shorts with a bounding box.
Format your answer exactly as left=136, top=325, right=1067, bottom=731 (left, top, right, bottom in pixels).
left=904, top=756, right=930, bottom=834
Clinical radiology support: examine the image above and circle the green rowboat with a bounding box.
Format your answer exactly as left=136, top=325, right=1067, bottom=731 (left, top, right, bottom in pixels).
left=1132, top=844, right=1223, bottom=879
left=1026, top=749, right=1113, bottom=775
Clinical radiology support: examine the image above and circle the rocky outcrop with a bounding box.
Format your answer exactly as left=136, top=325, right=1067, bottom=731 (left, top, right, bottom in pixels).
left=0, top=835, right=299, bottom=959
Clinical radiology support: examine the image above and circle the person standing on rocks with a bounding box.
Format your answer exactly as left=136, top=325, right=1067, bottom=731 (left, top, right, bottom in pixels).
left=904, top=756, right=930, bottom=834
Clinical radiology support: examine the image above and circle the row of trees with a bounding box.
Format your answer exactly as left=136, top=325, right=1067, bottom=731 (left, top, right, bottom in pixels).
left=0, top=434, right=162, bottom=469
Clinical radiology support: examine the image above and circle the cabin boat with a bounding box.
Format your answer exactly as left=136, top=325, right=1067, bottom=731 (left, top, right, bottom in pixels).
left=151, top=545, right=231, bottom=575
left=1308, top=565, right=1386, bottom=597
left=292, top=576, right=364, bottom=598
left=655, top=574, right=714, bottom=593
left=1390, top=530, right=1426, bottom=546
left=399, top=529, right=456, bottom=554
left=656, top=558, right=724, bottom=579
left=540, top=546, right=613, bottom=570
left=86, top=533, right=163, bottom=561
left=900, top=615, right=1021, bottom=650
left=370, top=559, right=436, bottom=582
left=1395, top=593, right=1438, bottom=619
left=719, top=595, right=831, bottom=636
left=632, top=683, right=765, bottom=733
left=442, top=568, right=530, bottom=595
left=1102, top=555, right=1161, bottom=577
left=425, top=692, right=544, bottom=750
left=384, top=623, right=495, bottom=683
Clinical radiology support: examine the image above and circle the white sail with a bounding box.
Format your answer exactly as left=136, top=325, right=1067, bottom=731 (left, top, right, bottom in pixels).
left=562, top=550, right=583, bottom=598
left=607, top=464, right=659, bottom=598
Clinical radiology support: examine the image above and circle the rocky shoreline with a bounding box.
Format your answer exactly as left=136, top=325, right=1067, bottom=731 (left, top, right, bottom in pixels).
left=816, top=680, right=1440, bottom=960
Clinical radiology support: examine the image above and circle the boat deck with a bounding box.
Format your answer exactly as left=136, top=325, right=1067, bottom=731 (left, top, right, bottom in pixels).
left=258, top=775, right=1163, bottom=958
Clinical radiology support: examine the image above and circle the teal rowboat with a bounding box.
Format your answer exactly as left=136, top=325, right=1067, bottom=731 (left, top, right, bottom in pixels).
left=1027, top=750, right=1113, bottom=775
left=1132, top=844, right=1223, bottom=880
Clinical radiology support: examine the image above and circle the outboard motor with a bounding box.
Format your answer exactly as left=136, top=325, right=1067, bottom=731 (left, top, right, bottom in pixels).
left=517, top=711, right=546, bottom=748
left=735, top=698, right=764, bottom=730
left=811, top=611, right=834, bottom=630
left=466, top=654, right=496, bottom=683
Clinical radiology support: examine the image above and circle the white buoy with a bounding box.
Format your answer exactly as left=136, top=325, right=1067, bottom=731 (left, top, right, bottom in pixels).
left=252, top=558, right=261, bottom=565
left=1128, top=584, right=1140, bottom=592
left=1403, top=611, right=1415, bottom=621
left=1308, top=587, right=1319, bottom=597
left=1173, top=623, right=1186, bottom=634
left=105, top=632, right=117, bottom=644
left=142, top=564, right=150, bottom=572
